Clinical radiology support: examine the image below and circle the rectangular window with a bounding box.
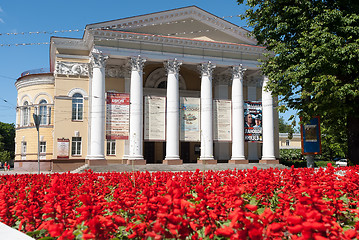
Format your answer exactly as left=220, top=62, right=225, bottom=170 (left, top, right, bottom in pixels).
left=286, top=140, right=290, bottom=146
left=71, top=137, right=82, bottom=156
left=40, top=141, right=46, bottom=153
left=107, top=140, right=116, bottom=155
left=21, top=141, right=27, bottom=155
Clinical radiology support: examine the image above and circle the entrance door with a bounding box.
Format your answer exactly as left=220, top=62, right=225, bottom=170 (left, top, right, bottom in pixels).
left=144, top=142, right=155, bottom=164
left=181, top=142, right=190, bottom=163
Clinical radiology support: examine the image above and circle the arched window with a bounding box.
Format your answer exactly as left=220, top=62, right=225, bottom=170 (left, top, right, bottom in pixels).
left=22, top=101, right=29, bottom=126
left=39, top=100, right=48, bottom=125
left=72, top=93, right=83, bottom=121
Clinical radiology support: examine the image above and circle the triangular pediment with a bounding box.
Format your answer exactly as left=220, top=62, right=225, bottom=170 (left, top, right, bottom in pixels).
left=86, top=6, right=257, bottom=45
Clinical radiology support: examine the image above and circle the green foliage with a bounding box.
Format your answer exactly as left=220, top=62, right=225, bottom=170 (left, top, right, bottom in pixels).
left=0, top=122, right=15, bottom=163
left=238, top=0, right=359, bottom=163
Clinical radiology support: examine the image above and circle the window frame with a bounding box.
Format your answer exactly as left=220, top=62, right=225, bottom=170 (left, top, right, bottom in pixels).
left=107, top=140, right=116, bottom=155
left=39, top=100, right=48, bottom=125
left=21, top=141, right=27, bottom=155
left=22, top=101, right=30, bottom=126
left=72, top=93, right=84, bottom=121
left=40, top=141, right=46, bottom=154
left=71, top=137, right=82, bottom=156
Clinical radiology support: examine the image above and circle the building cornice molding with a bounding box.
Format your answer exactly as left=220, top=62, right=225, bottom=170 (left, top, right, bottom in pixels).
left=92, top=30, right=265, bottom=55
left=15, top=75, right=55, bottom=90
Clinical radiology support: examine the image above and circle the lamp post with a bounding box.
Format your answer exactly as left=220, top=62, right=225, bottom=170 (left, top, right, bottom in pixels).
left=33, top=113, right=41, bottom=174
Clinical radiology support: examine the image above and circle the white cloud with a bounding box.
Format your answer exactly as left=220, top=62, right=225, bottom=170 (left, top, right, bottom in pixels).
left=0, top=18, right=4, bottom=24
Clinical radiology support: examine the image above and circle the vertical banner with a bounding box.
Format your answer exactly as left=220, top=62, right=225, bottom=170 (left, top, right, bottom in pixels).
left=180, top=97, right=200, bottom=142
left=57, top=138, right=69, bottom=158
left=244, top=101, right=262, bottom=142
left=144, top=96, right=165, bottom=141
left=301, top=116, right=322, bottom=155
left=213, top=99, right=232, bottom=141
left=106, top=92, right=130, bottom=140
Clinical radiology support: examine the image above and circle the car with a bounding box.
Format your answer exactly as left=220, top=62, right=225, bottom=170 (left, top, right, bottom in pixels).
left=335, top=159, right=347, bottom=167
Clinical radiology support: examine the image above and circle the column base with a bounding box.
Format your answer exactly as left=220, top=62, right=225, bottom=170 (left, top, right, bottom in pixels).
left=127, top=159, right=146, bottom=165
left=259, top=159, right=279, bottom=164
left=86, top=159, right=108, bottom=166
left=163, top=159, right=183, bottom=165
left=229, top=159, right=249, bottom=164
left=198, top=158, right=217, bottom=164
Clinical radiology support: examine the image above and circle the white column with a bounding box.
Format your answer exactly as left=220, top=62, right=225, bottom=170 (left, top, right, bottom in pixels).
left=198, top=61, right=217, bottom=164
left=261, top=76, right=277, bottom=162
left=229, top=65, right=248, bottom=164
left=122, top=71, right=131, bottom=164
left=127, top=56, right=146, bottom=165
left=163, top=59, right=183, bottom=165
left=87, top=49, right=108, bottom=164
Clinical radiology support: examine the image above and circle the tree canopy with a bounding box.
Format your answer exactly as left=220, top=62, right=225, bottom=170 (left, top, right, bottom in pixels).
left=238, top=0, right=359, bottom=163
left=0, top=122, right=15, bottom=163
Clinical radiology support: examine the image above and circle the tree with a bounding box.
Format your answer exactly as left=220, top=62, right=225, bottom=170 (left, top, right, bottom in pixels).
left=0, top=122, right=15, bottom=163
left=278, top=116, right=297, bottom=139
left=238, top=0, right=359, bottom=164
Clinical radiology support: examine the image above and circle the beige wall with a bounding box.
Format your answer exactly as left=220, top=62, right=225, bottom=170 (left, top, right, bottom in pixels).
left=279, top=133, right=301, bottom=149
left=16, top=78, right=54, bottom=163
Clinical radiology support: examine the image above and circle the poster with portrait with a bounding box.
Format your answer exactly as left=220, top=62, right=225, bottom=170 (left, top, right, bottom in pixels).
left=144, top=96, right=165, bottom=141
left=106, top=92, right=130, bottom=140
left=180, top=97, right=200, bottom=142
left=213, top=99, right=232, bottom=141
left=244, top=101, right=262, bottom=142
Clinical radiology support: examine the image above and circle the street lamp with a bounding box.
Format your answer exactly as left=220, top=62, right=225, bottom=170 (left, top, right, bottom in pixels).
left=33, top=113, right=41, bottom=174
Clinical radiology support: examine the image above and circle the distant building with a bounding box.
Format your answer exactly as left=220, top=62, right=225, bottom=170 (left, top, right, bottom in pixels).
left=279, top=133, right=301, bottom=150
left=15, top=6, right=279, bottom=172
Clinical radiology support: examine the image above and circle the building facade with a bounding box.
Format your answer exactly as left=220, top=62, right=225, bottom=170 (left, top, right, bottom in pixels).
left=15, top=6, right=279, bottom=171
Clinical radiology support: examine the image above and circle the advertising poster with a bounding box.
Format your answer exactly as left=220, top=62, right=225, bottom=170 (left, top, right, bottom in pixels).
left=244, top=101, right=262, bottom=142
left=106, top=92, right=130, bottom=140
left=301, top=116, right=322, bottom=155
left=57, top=138, right=69, bottom=158
left=144, top=96, right=165, bottom=141
left=213, top=99, right=232, bottom=141
left=180, top=97, right=200, bottom=142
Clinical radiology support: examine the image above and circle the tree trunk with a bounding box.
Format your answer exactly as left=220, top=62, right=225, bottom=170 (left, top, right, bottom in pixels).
left=347, top=116, right=359, bottom=165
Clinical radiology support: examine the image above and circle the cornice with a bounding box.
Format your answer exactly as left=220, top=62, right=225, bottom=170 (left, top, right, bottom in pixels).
left=92, top=30, right=265, bottom=55
left=15, top=74, right=55, bottom=90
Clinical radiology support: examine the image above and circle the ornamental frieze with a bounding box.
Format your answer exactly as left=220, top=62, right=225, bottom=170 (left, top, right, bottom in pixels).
left=55, top=61, right=89, bottom=76
left=106, top=64, right=130, bottom=78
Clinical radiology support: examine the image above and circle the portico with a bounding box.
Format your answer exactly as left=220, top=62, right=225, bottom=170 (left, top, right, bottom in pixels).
left=15, top=6, right=279, bottom=172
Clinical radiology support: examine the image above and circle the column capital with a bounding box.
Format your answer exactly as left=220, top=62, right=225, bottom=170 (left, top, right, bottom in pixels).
left=232, top=64, right=246, bottom=79
left=164, top=58, right=182, bottom=74
left=90, top=49, right=108, bottom=69
left=199, top=61, right=216, bottom=77
left=130, top=56, right=146, bottom=72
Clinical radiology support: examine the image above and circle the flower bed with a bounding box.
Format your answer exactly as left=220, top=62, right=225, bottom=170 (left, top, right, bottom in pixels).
left=0, top=165, right=359, bottom=239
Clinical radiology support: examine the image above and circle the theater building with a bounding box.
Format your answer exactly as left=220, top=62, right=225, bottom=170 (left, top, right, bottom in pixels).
left=14, top=6, right=279, bottom=171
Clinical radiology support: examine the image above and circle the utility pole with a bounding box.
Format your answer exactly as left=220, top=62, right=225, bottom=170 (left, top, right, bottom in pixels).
left=33, top=113, right=41, bottom=174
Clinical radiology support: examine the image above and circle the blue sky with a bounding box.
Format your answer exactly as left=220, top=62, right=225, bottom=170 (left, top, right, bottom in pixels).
left=0, top=0, right=297, bottom=125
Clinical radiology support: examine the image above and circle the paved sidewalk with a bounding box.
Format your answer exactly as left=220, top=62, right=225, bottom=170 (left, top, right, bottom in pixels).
left=86, top=163, right=288, bottom=173
left=0, top=163, right=289, bottom=175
